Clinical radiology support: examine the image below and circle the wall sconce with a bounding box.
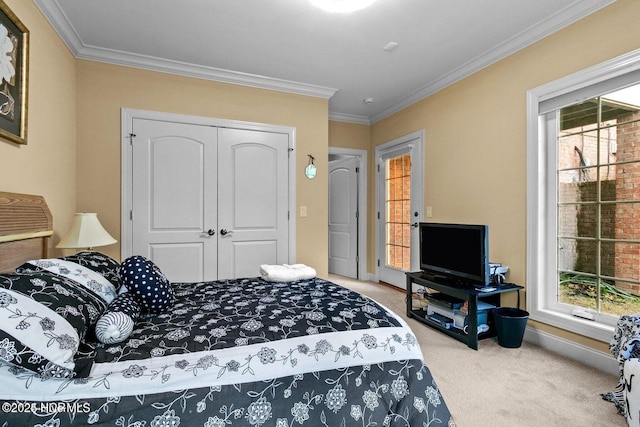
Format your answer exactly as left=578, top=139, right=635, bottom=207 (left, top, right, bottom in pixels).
left=305, top=154, right=317, bottom=179
left=56, top=213, right=117, bottom=250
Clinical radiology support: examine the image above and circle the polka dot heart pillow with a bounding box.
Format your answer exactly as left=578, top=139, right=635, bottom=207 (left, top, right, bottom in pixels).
left=119, top=256, right=175, bottom=314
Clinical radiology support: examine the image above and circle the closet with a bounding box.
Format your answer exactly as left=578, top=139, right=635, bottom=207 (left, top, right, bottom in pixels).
left=123, top=113, right=292, bottom=282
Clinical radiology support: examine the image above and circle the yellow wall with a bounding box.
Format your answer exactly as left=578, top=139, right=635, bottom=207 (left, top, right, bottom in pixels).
left=0, top=0, right=77, bottom=250
left=329, top=120, right=370, bottom=152
left=75, top=61, right=330, bottom=276
left=366, top=0, right=640, bottom=352
left=5, top=0, right=639, bottom=353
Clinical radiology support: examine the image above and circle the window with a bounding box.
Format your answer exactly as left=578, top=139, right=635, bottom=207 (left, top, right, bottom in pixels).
left=557, top=88, right=640, bottom=315
left=527, top=50, right=640, bottom=342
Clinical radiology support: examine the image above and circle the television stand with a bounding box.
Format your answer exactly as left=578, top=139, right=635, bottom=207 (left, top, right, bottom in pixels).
left=406, top=271, right=523, bottom=350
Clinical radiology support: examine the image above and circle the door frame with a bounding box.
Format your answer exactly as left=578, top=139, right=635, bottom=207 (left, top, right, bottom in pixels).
left=328, top=147, right=368, bottom=281
left=121, top=108, right=297, bottom=263
left=374, top=130, right=424, bottom=285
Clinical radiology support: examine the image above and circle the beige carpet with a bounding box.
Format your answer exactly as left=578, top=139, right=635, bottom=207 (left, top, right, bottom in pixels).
left=329, top=274, right=624, bottom=427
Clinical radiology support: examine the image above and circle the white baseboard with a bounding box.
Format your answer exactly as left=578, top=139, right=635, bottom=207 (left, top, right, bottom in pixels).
left=524, top=326, right=618, bottom=376
left=361, top=272, right=376, bottom=282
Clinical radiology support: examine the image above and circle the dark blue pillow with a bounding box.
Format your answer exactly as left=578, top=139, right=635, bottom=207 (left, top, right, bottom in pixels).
left=119, top=256, right=174, bottom=314
left=106, top=292, right=142, bottom=319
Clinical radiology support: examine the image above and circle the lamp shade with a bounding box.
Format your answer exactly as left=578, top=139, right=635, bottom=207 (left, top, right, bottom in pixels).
left=56, top=213, right=117, bottom=249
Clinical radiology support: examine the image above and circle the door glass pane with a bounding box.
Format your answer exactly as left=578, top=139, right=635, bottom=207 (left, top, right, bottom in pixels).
left=385, top=154, right=411, bottom=270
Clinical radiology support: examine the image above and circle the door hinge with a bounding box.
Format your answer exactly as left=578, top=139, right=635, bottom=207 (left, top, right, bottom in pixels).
left=377, top=212, right=380, bottom=220
left=130, top=210, right=134, bottom=221
left=355, top=167, right=360, bottom=174
left=377, top=259, right=380, bottom=267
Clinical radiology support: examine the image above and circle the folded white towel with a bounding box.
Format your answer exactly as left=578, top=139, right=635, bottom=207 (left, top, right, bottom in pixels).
left=260, top=264, right=317, bottom=282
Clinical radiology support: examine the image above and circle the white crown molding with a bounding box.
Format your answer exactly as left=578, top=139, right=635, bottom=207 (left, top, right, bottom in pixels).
left=35, top=0, right=614, bottom=124
left=369, top=0, right=616, bottom=123
left=34, top=0, right=83, bottom=52
left=34, top=0, right=337, bottom=100
left=328, top=112, right=370, bottom=125
left=76, top=44, right=338, bottom=99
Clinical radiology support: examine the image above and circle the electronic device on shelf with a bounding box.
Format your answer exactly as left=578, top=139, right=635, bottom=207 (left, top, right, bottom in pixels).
left=426, top=312, right=454, bottom=329
left=489, top=263, right=509, bottom=284
left=427, top=299, right=495, bottom=331
left=425, top=292, right=464, bottom=309
left=419, top=222, right=490, bottom=288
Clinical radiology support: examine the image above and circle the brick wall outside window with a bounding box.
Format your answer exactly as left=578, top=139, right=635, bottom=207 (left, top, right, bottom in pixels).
left=558, top=109, right=640, bottom=295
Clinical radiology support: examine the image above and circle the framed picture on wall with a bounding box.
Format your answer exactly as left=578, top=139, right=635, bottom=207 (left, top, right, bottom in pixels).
left=0, top=1, right=28, bottom=145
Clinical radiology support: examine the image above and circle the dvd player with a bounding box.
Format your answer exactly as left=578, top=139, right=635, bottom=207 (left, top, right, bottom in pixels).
left=426, top=312, right=454, bottom=329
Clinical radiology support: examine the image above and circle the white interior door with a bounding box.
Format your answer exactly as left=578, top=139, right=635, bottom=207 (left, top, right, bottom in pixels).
left=131, top=118, right=218, bottom=282
left=376, top=132, right=424, bottom=289
left=328, top=156, right=359, bottom=278
left=130, top=117, right=291, bottom=282
left=217, top=128, right=290, bottom=280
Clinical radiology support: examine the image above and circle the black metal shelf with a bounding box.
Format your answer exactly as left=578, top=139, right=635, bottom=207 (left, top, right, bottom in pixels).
left=406, top=271, right=523, bottom=350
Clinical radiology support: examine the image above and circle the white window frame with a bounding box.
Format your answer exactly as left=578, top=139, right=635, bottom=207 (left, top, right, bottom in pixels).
left=527, top=48, right=640, bottom=343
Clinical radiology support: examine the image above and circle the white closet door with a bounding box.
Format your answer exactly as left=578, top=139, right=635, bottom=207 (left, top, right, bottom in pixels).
left=217, top=128, right=290, bottom=280
left=131, top=119, right=218, bottom=282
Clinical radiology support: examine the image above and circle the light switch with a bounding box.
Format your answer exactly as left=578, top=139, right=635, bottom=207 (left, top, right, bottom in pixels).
left=300, top=206, right=308, bottom=217
left=426, top=206, right=433, bottom=218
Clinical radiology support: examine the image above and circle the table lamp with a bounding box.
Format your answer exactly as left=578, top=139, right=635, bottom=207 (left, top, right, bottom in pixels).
left=56, top=213, right=117, bottom=250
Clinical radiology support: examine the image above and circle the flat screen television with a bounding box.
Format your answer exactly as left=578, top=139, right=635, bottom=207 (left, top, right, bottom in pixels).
left=419, top=222, right=490, bottom=287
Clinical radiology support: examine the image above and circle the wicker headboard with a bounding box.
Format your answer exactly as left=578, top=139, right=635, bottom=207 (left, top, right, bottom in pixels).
left=0, top=191, right=53, bottom=273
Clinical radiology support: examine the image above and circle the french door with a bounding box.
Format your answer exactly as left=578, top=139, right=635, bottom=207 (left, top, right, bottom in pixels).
left=376, top=132, right=424, bottom=289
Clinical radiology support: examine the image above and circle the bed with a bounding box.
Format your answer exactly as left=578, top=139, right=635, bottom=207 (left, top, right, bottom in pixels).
left=0, top=191, right=454, bottom=426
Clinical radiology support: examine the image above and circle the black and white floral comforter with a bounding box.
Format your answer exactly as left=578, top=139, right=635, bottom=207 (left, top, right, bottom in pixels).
left=0, top=277, right=454, bottom=426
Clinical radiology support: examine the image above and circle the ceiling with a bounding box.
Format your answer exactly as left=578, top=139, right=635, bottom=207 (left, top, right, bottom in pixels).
left=34, top=0, right=615, bottom=124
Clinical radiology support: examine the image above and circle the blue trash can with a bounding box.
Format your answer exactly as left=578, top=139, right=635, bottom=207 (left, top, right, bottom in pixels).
left=493, top=307, right=529, bottom=348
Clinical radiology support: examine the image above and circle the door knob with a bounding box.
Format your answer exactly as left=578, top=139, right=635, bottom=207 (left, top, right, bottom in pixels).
left=411, top=222, right=419, bottom=228
left=220, top=228, right=233, bottom=236
left=206, top=229, right=215, bottom=236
